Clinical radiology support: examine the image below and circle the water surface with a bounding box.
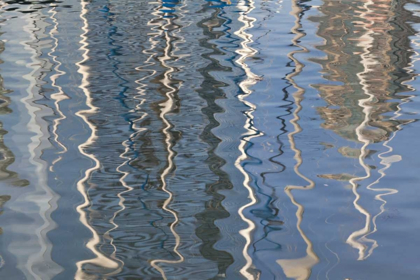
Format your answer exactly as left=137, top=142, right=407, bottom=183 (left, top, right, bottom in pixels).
left=0, top=0, right=420, bottom=279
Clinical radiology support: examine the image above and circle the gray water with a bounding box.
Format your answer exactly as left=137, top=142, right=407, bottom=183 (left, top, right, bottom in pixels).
left=0, top=0, right=420, bottom=279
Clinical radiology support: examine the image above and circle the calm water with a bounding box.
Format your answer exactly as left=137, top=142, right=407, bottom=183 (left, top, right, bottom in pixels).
left=0, top=0, right=420, bottom=279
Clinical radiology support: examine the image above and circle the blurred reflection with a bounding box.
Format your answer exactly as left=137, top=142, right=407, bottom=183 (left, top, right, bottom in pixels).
left=194, top=2, right=234, bottom=277
left=0, top=14, right=27, bottom=188
left=311, top=0, right=419, bottom=261
left=0, top=2, right=64, bottom=278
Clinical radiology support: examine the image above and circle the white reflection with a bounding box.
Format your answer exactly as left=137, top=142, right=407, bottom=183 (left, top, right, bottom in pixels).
left=234, top=0, right=261, bottom=279
left=150, top=1, right=187, bottom=278
left=276, top=1, right=319, bottom=279
left=75, top=1, right=120, bottom=278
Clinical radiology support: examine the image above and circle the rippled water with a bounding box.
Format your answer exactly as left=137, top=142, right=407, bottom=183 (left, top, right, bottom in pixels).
left=1, top=0, right=420, bottom=279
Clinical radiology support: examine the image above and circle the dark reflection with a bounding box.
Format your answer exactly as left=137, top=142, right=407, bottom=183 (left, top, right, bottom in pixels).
left=74, top=1, right=174, bottom=277
left=0, top=22, right=28, bottom=187
left=195, top=1, right=235, bottom=277
left=2, top=0, right=69, bottom=14
left=74, top=0, right=238, bottom=278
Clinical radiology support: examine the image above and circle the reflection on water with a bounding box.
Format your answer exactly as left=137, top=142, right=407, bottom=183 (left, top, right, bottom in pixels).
left=1, top=0, right=420, bottom=279
left=311, top=0, right=419, bottom=266
left=276, top=1, right=319, bottom=279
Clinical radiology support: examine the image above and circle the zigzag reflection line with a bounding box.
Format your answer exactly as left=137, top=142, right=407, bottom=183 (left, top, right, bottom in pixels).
left=150, top=1, right=188, bottom=277
left=48, top=6, right=68, bottom=172
left=346, top=0, right=382, bottom=260
left=149, top=29, right=184, bottom=280
left=276, top=1, right=319, bottom=280
left=75, top=1, right=120, bottom=278
left=19, top=6, right=62, bottom=279
left=233, top=0, right=262, bottom=278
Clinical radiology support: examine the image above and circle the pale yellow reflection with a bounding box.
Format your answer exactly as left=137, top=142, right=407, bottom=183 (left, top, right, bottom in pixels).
left=75, top=1, right=120, bottom=278
left=276, top=1, right=319, bottom=279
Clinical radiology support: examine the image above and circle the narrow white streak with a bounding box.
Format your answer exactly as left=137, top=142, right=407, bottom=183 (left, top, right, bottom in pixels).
left=103, top=81, right=149, bottom=273
left=345, top=0, right=379, bottom=260
left=47, top=6, right=69, bottom=172
left=234, top=0, right=261, bottom=279
left=104, top=136, right=141, bottom=264
left=361, top=133, right=400, bottom=259
left=104, top=120, right=148, bottom=273
left=132, top=4, right=179, bottom=279
left=74, top=1, right=120, bottom=278
left=149, top=9, right=187, bottom=276
left=276, top=2, right=319, bottom=280
left=346, top=36, right=374, bottom=262
left=102, top=138, right=133, bottom=272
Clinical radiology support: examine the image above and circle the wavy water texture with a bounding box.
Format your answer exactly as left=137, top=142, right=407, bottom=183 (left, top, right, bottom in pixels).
left=149, top=12, right=185, bottom=280
left=0, top=0, right=419, bottom=279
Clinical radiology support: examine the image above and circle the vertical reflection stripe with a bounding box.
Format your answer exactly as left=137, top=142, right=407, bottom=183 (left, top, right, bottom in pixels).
left=276, top=1, right=319, bottom=279
left=75, top=1, right=120, bottom=278
left=234, top=0, right=260, bottom=279
left=150, top=1, right=187, bottom=277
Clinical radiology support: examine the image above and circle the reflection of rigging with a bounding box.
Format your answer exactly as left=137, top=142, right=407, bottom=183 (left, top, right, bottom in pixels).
left=149, top=1, right=185, bottom=278
left=345, top=0, right=376, bottom=256
left=20, top=5, right=62, bottom=279
left=234, top=0, right=261, bottom=278
left=194, top=2, right=234, bottom=275
left=97, top=3, right=137, bottom=276
left=346, top=0, right=402, bottom=260
left=75, top=1, right=120, bottom=278
left=48, top=6, right=68, bottom=172
left=276, top=1, right=319, bottom=279
left=310, top=0, right=418, bottom=265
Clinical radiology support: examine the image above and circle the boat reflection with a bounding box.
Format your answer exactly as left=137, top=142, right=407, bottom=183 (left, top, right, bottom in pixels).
left=311, top=0, right=418, bottom=262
